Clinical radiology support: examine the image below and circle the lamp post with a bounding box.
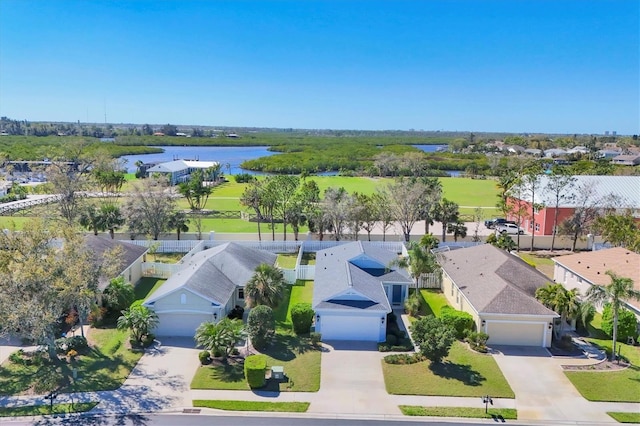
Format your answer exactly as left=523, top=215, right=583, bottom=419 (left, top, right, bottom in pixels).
left=482, top=395, right=493, bottom=414
left=45, top=390, right=58, bottom=413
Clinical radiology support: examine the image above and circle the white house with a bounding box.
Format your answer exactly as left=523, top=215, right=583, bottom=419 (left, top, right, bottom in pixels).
left=553, top=248, right=640, bottom=319
left=146, top=160, right=220, bottom=185
left=143, top=242, right=277, bottom=336
left=438, top=244, right=558, bottom=347
left=313, top=242, right=412, bottom=342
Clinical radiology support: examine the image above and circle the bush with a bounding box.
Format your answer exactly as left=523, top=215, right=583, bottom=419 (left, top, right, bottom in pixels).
left=602, top=304, right=639, bottom=342
left=465, top=331, right=489, bottom=353
left=440, top=306, right=474, bottom=339
left=378, top=338, right=415, bottom=352
left=141, top=334, right=156, bottom=348
left=227, top=305, right=245, bottom=320
left=404, top=295, right=421, bottom=316
left=384, top=353, right=424, bottom=364
left=234, top=173, right=256, bottom=183
left=244, top=354, right=267, bottom=388
left=9, top=350, right=24, bottom=365
left=246, top=305, right=275, bottom=350
left=291, top=303, right=315, bottom=335
left=385, top=334, right=398, bottom=346
left=55, top=336, right=88, bottom=354
left=310, top=332, right=322, bottom=346
left=411, top=316, right=456, bottom=363
left=199, top=350, right=211, bottom=365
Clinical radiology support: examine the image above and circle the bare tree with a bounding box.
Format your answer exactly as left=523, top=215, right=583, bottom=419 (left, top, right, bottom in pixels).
left=383, top=178, right=431, bottom=242
left=322, top=187, right=351, bottom=241
left=124, top=177, right=176, bottom=240
left=545, top=172, right=576, bottom=251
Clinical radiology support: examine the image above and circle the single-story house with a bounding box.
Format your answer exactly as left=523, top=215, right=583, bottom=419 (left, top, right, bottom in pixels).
left=313, top=242, right=412, bottom=342
left=143, top=242, right=276, bottom=336
left=611, top=154, right=640, bottom=166
left=507, top=175, right=640, bottom=236
left=544, top=148, right=567, bottom=158
left=438, top=244, right=558, bottom=347
left=146, top=159, right=220, bottom=185
left=84, top=235, right=148, bottom=290
left=552, top=248, right=640, bottom=319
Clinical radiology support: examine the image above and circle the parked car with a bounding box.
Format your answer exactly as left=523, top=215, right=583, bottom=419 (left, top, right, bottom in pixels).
left=495, top=223, right=524, bottom=235
left=484, top=218, right=516, bottom=229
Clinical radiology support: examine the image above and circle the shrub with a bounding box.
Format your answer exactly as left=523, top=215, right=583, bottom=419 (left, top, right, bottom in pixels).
left=309, top=332, right=322, bottom=346
left=465, top=331, right=489, bottom=353
left=213, top=348, right=223, bottom=358
left=199, top=350, right=211, bottom=365
left=384, top=353, right=424, bottom=364
left=385, top=334, right=398, bottom=346
left=227, top=305, right=245, bottom=320
left=9, top=350, right=24, bottom=365
left=602, top=304, right=639, bottom=342
left=244, top=354, right=267, bottom=388
left=141, top=334, right=156, bottom=348
left=291, top=303, right=315, bottom=335
left=404, top=295, right=421, bottom=316
left=234, top=173, right=256, bottom=183
left=411, top=316, right=456, bottom=363
left=246, top=305, right=275, bottom=350
left=440, top=306, right=474, bottom=339
left=65, top=336, right=88, bottom=352
left=378, top=338, right=415, bottom=352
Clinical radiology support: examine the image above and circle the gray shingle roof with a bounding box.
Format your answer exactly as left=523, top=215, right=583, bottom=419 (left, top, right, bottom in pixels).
left=439, top=244, right=557, bottom=316
left=84, top=235, right=148, bottom=290
left=144, top=242, right=277, bottom=306
left=313, top=242, right=411, bottom=313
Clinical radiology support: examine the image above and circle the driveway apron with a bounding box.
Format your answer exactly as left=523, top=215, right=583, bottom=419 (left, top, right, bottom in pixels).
left=492, top=346, right=614, bottom=423
left=308, top=341, right=400, bottom=415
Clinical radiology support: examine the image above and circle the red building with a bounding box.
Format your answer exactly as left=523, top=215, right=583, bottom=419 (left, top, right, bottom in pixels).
left=506, top=175, right=640, bottom=236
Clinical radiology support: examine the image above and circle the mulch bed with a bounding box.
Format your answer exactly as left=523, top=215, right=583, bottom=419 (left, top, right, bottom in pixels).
left=562, top=359, right=631, bottom=371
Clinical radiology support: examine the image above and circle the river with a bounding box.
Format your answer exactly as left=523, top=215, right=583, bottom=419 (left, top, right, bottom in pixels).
left=120, top=144, right=458, bottom=176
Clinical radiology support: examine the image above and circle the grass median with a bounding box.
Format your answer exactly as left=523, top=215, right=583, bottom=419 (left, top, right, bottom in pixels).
left=193, top=400, right=309, bottom=412
left=0, top=402, right=98, bottom=417
left=400, top=405, right=517, bottom=420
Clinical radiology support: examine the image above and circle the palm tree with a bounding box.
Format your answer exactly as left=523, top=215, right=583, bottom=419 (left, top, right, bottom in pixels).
left=103, top=276, right=135, bottom=312
left=244, top=263, right=286, bottom=309
left=98, top=203, right=125, bottom=239
left=390, top=241, right=440, bottom=292
left=535, top=283, right=580, bottom=338
left=117, top=305, right=159, bottom=344
left=168, top=210, right=190, bottom=240
left=434, top=198, right=459, bottom=242
left=194, top=318, right=244, bottom=361
left=584, top=271, right=640, bottom=361
left=79, top=204, right=101, bottom=235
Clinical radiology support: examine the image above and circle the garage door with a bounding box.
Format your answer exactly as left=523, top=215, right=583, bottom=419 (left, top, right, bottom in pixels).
left=155, top=312, right=213, bottom=337
left=486, top=321, right=545, bottom=347
left=320, top=314, right=381, bottom=341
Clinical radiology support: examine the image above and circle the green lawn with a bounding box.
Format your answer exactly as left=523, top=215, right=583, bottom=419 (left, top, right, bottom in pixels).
left=383, top=342, right=515, bottom=398
left=193, top=400, right=309, bottom=412
left=133, top=277, right=166, bottom=302
left=0, top=327, right=143, bottom=395
left=564, top=314, right=640, bottom=403
left=400, top=406, right=517, bottom=420
left=418, top=289, right=450, bottom=317
left=276, top=254, right=298, bottom=269
left=0, top=402, right=98, bottom=417
left=608, top=412, right=640, bottom=423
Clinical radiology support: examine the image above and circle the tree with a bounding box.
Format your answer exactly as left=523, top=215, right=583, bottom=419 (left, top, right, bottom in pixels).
left=269, top=175, right=300, bottom=241
left=518, top=165, right=544, bottom=251
left=194, top=318, right=244, bottom=361
left=584, top=271, right=640, bottom=361
left=244, top=263, right=286, bottom=309
left=103, top=276, right=135, bottom=313
left=545, top=172, right=576, bottom=251
left=240, top=179, right=266, bottom=241
left=290, top=303, right=315, bottom=335
left=117, top=305, right=159, bottom=344
left=246, top=305, right=275, bottom=350
left=372, top=192, right=394, bottom=242
left=495, top=170, right=518, bottom=217
left=0, top=221, right=104, bottom=355
left=390, top=241, right=439, bottom=291
left=419, top=177, right=442, bottom=234
left=410, top=316, right=456, bottom=364
left=383, top=178, right=430, bottom=242
left=124, top=177, right=176, bottom=240
left=168, top=210, right=190, bottom=240
left=178, top=169, right=212, bottom=211
left=535, top=283, right=580, bottom=338
left=446, top=220, right=467, bottom=242
left=356, top=193, right=378, bottom=241
left=79, top=203, right=101, bottom=236
left=434, top=199, right=460, bottom=242
left=321, top=187, right=351, bottom=241
left=595, top=210, right=640, bottom=252
left=601, top=304, right=638, bottom=344
left=98, top=203, right=125, bottom=239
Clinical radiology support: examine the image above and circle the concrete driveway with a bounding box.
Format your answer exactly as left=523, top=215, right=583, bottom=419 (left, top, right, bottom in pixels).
left=308, top=341, right=401, bottom=415
left=0, top=335, right=23, bottom=364
left=492, top=346, right=620, bottom=423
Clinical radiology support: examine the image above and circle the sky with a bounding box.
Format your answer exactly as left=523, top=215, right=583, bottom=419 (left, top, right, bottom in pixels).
left=0, top=0, right=638, bottom=134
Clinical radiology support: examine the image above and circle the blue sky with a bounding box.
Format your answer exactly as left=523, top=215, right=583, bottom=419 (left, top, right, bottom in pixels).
left=0, top=0, right=638, bottom=134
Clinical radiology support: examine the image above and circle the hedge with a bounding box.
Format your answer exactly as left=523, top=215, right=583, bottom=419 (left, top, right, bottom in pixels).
left=244, top=354, right=267, bottom=388
left=440, top=306, right=474, bottom=339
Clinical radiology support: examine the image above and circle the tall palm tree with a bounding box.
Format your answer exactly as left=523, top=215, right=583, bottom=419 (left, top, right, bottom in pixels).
left=244, top=263, right=286, bottom=309
left=390, top=241, right=440, bottom=292
left=584, top=271, right=640, bottom=361
left=535, top=283, right=580, bottom=338
left=98, top=203, right=125, bottom=239
left=434, top=198, right=459, bottom=242
left=168, top=210, right=190, bottom=240
left=117, top=305, right=159, bottom=344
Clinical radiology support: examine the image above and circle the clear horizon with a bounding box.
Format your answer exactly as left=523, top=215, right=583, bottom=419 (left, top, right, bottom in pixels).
left=1, top=0, right=638, bottom=135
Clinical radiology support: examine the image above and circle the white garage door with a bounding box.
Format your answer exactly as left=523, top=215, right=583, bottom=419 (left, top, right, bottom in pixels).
left=320, top=314, right=381, bottom=341
left=486, top=322, right=545, bottom=347
left=155, top=312, right=213, bottom=337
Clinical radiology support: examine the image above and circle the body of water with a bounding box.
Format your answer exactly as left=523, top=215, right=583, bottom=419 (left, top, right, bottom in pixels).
left=120, top=144, right=458, bottom=176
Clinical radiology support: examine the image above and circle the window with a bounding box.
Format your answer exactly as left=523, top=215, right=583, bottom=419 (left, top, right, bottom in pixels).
left=180, top=293, right=187, bottom=304
left=535, top=223, right=540, bottom=232
left=238, top=288, right=244, bottom=299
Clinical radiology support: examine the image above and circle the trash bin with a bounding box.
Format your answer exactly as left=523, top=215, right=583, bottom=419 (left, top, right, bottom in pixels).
left=271, top=366, right=284, bottom=380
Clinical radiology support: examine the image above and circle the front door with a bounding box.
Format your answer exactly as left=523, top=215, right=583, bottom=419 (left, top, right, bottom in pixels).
left=392, top=285, right=403, bottom=305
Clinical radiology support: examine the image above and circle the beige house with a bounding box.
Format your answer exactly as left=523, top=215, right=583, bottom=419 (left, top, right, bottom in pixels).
left=84, top=235, right=147, bottom=289
left=552, top=248, right=640, bottom=319
left=438, top=244, right=558, bottom=347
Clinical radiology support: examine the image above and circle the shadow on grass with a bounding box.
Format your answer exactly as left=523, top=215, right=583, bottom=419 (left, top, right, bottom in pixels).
left=207, top=362, right=245, bottom=383
left=263, top=334, right=314, bottom=362
left=428, top=361, right=486, bottom=386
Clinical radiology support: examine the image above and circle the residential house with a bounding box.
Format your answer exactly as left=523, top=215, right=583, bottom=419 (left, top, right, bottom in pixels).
left=313, top=242, right=412, bottom=342
left=597, top=149, right=622, bottom=160
left=524, top=148, right=543, bottom=157
left=552, top=248, right=640, bottom=319
left=544, top=148, right=567, bottom=158
left=438, top=244, right=558, bottom=347
left=146, top=159, right=220, bottom=185
left=611, top=154, right=640, bottom=166
left=143, top=242, right=276, bottom=336
left=507, top=175, right=640, bottom=236
left=84, top=235, right=148, bottom=290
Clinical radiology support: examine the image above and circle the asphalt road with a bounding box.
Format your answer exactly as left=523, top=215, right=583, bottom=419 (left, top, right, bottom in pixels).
left=14, top=413, right=515, bottom=426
